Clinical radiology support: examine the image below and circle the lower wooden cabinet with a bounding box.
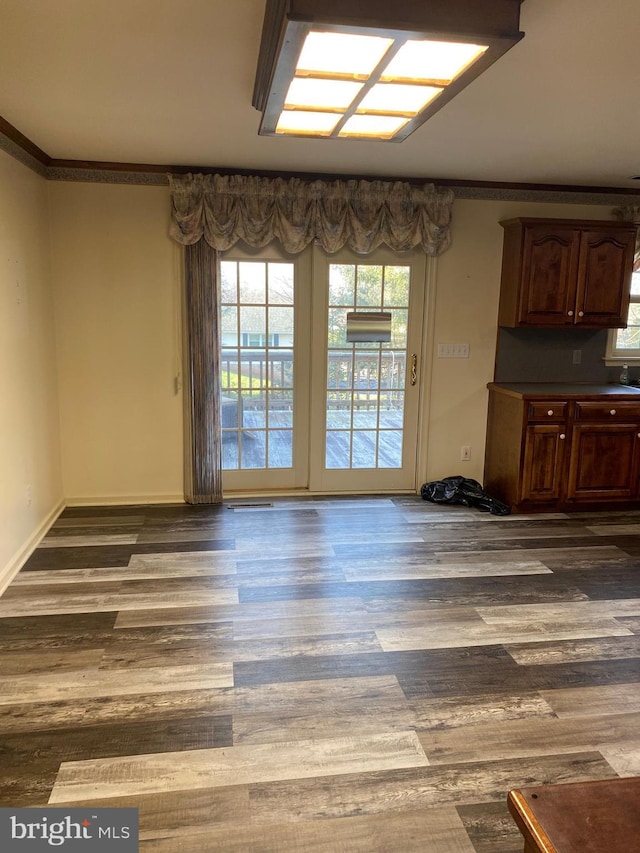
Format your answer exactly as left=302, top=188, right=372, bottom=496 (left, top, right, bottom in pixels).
left=484, top=384, right=640, bottom=512
left=522, top=424, right=566, bottom=503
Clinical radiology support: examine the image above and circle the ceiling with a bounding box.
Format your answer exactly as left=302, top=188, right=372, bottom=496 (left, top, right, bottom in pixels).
left=0, top=0, right=638, bottom=189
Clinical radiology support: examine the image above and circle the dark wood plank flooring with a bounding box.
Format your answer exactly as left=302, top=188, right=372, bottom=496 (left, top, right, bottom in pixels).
left=2, top=496, right=640, bottom=851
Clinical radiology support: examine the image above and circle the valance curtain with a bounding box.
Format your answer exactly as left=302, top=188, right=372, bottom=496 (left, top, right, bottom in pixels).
left=169, top=172, right=455, bottom=504
left=169, top=173, right=454, bottom=255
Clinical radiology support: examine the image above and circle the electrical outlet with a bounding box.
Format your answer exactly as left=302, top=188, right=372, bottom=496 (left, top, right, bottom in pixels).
left=460, top=445, right=471, bottom=461
left=572, top=349, right=582, bottom=365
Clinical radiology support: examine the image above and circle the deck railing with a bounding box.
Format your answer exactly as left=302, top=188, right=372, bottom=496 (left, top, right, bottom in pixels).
left=220, top=350, right=405, bottom=412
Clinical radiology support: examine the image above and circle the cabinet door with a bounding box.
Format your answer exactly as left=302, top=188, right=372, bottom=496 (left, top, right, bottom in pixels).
left=575, top=230, right=636, bottom=327
left=518, top=227, right=579, bottom=325
left=521, top=425, right=566, bottom=503
left=567, top=423, right=640, bottom=501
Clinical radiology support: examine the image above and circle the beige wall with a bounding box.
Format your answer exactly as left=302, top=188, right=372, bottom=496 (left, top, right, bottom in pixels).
left=426, top=197, right=613, bottom=484
left=0, top=151, right=63, bottom=590
left=49, top=182, right=184, bottom=504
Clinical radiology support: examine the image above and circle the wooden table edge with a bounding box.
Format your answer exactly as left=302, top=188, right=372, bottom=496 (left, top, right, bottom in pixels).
left=508, top=789, right=560, bottom=853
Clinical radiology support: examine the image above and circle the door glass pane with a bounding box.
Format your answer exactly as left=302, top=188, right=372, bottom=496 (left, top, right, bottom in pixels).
left=356, top=266, right=383, bottom=306
left=326, top=431, right=351, bottom=469
left=353, top=406, right=378, bottom=428
left=378, top=431, right=403, bottom=467
left=325, top=263, right=409, bottom=470
left=329, top=264, right=355, bottom=305
left=221, top=260, right=295, bottom=471
left=352, top=430, right=377, bottom=467
left=268, top=430, right=293, bottom=468
left=268, top=264, right=295, bottom=304
left=239, top=262, right=266, bottom=304
left=241, top=435, right=266, bottom=469
left=241, top=390, right=266, bottom=428
left=383, top=267, right=411, bottom=307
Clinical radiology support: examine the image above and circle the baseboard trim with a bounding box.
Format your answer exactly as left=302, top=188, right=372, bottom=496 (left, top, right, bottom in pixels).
left=0, top=500, right=66, bottom=597
left=222, top=488, right=418, bottom=498
left=65, top=494, right=185, bottom=507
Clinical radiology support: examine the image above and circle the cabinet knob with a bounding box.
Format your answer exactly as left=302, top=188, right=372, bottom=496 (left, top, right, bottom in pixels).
left=560, top=433, right=566, bottom=440
left=578, top=311, right=584, bottom=317
left=610, top=409, right=616, bottom=415
left=547, top=409, right=554, bottom=416
left=567, top=310, right=574, bottom=317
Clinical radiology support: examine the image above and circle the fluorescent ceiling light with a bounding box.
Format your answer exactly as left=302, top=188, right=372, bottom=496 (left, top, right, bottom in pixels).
left=357, top=84, right=443, bottom=116
left=276, top=110, right=342, bottom=135
left=285, top=78, right=364, bottom=111
left=382, top=40, right=489, bottom=84
left=253, top=0, right=524, bottom=142
left=296, top=32, right=394, bottom=78
left=339, top=115, right=410, bottom=139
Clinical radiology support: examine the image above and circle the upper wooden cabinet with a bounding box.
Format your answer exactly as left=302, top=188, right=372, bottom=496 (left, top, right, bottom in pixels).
left=498, top=218, right=637, bottom=328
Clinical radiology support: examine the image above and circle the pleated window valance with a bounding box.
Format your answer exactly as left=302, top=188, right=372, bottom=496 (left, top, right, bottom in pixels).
left=168, top=172, right=454, bottom=256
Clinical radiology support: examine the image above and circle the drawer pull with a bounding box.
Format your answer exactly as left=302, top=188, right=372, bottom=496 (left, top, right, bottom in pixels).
left=560, top=433, right=566, bottom=440
left=610, top=409, right=616, bottom=415
left=578, top=311, right=584, bottom=317
left=567, top=310, right=574, bottom=317
left=547, top=409, right=554, bottom=416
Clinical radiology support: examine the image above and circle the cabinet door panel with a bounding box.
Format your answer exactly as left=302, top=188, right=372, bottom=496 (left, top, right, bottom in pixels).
left=521, top=425, right=566, bottom=502
left=518, top=229, right=579, bottom=325
left=575, top=230, right=635, bottom=327
left=567, top=424, right=640, bottom=501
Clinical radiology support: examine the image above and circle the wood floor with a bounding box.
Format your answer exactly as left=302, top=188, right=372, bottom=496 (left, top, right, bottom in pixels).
left=2, top=496, right=640, bottom=851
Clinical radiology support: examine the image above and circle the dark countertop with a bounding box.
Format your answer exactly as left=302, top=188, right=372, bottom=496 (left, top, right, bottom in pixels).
left=488, top=382, right=640, bottom=398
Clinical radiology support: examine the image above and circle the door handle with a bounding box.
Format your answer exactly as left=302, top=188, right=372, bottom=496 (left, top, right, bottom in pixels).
left=411, top=353, right=417, bottom=386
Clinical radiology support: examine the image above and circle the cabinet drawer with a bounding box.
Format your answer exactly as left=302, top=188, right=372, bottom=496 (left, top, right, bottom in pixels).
left=574, top=402, right=640, bottom=421
left=527, top=402, right=567, bottom=422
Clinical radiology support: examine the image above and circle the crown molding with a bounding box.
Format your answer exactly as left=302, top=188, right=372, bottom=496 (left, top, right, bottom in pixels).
left=0, top=115, right=49, bottom=176
left=3, top=113, right=640, bottom=205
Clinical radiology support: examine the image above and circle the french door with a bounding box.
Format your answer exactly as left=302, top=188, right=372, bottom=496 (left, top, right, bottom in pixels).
left=219, top=244, right=426, bottom=493
left=309, top=247, right=426, bottom=492
left=219, top=245, right=311, bottom=491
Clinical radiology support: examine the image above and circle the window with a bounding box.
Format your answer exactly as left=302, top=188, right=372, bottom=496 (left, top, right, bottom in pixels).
left=607, top=260, right=640, bottom=363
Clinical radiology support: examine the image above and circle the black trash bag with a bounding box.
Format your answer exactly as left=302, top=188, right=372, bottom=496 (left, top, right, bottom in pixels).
left=420, top=475, right=511, bottom=516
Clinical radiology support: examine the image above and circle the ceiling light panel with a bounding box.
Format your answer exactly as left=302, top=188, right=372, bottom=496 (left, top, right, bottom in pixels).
left=276, top=110, right=343, bottom=135
left=357, top=84, right=443, bottom=116
left=339, top=115, right=410, bottom=138
left=285, top=78, right=364, bottom=111
left=296, top=32, right=394, bottom=78
left=253, top=0, right=524, bottom=142
left=382, top=40, right=489, bottom=85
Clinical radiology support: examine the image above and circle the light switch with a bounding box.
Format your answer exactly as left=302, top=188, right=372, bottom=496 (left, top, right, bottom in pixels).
left=437, top=343, right=470, bottom=358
